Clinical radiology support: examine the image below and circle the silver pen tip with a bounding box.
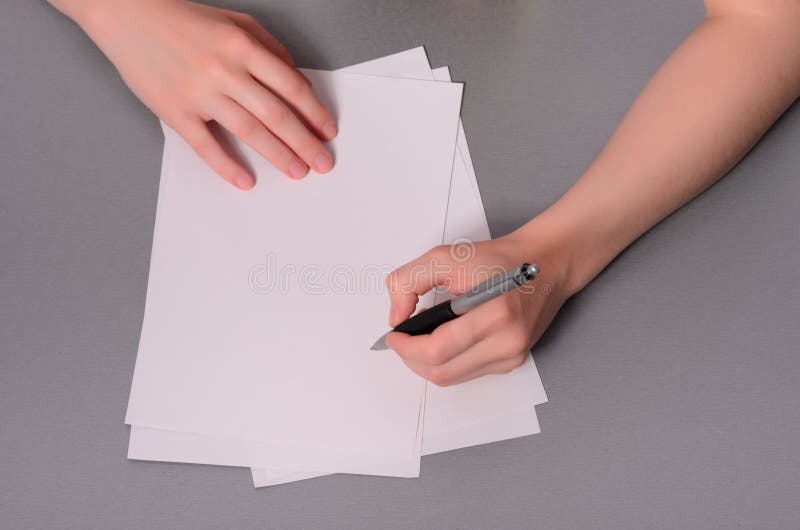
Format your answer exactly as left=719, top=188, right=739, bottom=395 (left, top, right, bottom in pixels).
left=370, top=333, right=390, bottom=351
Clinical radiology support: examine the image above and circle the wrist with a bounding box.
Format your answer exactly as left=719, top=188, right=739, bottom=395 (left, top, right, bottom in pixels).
left=500, top=198, right=622, bottom=298
left=50, top=0, right=146, bottom=43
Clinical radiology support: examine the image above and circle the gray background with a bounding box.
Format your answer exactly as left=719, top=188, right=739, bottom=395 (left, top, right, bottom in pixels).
left=2, top=1, right=798, bottom=528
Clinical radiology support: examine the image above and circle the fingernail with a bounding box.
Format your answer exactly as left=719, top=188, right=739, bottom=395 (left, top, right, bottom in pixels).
left=314, top=151, right=333, bottom=173
left=322, top=122, right=337, bottom=140
left=288, top=159, right=308, bottom=179
left=235, top=174, right=253, bottom=190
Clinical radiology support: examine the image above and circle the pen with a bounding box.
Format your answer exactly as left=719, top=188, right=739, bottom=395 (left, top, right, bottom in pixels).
left=370, top=263, right=539, bottom=350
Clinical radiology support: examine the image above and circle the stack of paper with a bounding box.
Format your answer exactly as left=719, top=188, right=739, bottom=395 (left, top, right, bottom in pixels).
left=126, top=47, right=548, bottom=487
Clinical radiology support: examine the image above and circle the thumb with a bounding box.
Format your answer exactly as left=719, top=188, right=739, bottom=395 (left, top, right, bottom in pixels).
left=385, top=246, right=455, bottom=327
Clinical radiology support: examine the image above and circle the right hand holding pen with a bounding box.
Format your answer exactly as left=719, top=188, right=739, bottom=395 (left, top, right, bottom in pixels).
left=384, top=234, right=571, bottom=386
left=73, top=0, right=337, bottom=189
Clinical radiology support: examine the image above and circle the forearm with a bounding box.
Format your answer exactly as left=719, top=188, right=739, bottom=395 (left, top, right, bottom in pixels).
left=515, top=2, right=800, bottom=294
left=46, top=0, right=108, bottom=28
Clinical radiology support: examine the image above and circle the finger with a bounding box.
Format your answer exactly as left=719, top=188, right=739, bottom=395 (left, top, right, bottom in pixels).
left=226, top=12, right=297, bottom=67
left=386, top=246, right=455, bottom=326
left=384, top=296, right=511, bottom=365
left=412, top=330, right=531, bottom=387
left=228, top=77, right=334, bottom=173
left=247, top=48, right=337, bottom=141
left=447, top=353, right=529, bottom=386
left=175, top=116, right=255, bottom=190
left=210, top=96, right=310, bottom=180
left=385, top=326, right=471, bottom=367
left=400, top=355, right=526, bottom=387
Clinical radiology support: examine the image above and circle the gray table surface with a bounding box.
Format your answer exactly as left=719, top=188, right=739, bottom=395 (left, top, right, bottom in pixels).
left=2, top=1, right=799, bottom=528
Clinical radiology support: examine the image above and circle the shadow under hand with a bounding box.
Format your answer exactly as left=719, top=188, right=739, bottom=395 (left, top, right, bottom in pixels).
left=207, top=120, right=256, bottom=178
left=531, top=290, right=587, bottom=360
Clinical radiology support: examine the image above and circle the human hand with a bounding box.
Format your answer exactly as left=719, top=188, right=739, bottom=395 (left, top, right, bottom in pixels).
left=72, top=0, right=337, bottom=189
left=384, top=231, right=572, bottom=386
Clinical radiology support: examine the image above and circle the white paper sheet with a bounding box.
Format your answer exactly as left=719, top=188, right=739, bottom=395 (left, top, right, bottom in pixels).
left=128, top=379, right=426, bottom=477
left=127, top=120, right=426, bottom=478
left=126, top=69, right=463, bottom=473
left=128, top=48, right=548, bottom=487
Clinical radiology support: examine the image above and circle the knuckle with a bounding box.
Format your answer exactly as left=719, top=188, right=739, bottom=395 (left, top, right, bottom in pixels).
left=506, top=331, right=530, bottom=357
left=178, top=124, right=202, bottom=145
left=220, top=27, right=252, bottom=55
left=248, top=98, right=272, bottom=122
left=198, top=55, right=231, bottom=84
left=174, top=73, right=197, bottom=95
left=386, top=270, right=405, bottom=294
left=231, top=116, right=262, bottom=140
left=182, top=130, right=214, bottom=158
left=263, top=102, right=289, bottom=129
left=426, top=366, right=453, bottom=387
left=282, top=75, right=308, bottom=100
left=429, top=245, right=450, bottom=260
left=496, top=355, right=526, bottom=375
left=424, top=342, right=448, bottom=366
left=435, top=325, right=460, bottom=357
left=495, top=301, right=515, bottom=323
left=192, top=140, right=213, bottom=158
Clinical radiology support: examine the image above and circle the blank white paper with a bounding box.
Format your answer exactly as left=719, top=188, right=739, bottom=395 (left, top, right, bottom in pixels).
left=125, top=70, right=463, bottom=470
left=127, top=49, right=548, bottom=487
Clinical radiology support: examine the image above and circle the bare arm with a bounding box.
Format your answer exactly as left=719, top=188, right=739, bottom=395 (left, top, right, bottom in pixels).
left=535, top=0, right=800, bottom=294
left=387, top=1, right=800, bottom=386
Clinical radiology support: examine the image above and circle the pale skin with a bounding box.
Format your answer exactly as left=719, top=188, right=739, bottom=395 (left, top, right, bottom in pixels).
left=49, top=0, right=338, bottom=189
left=50, top=0, right=800, bottom=386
